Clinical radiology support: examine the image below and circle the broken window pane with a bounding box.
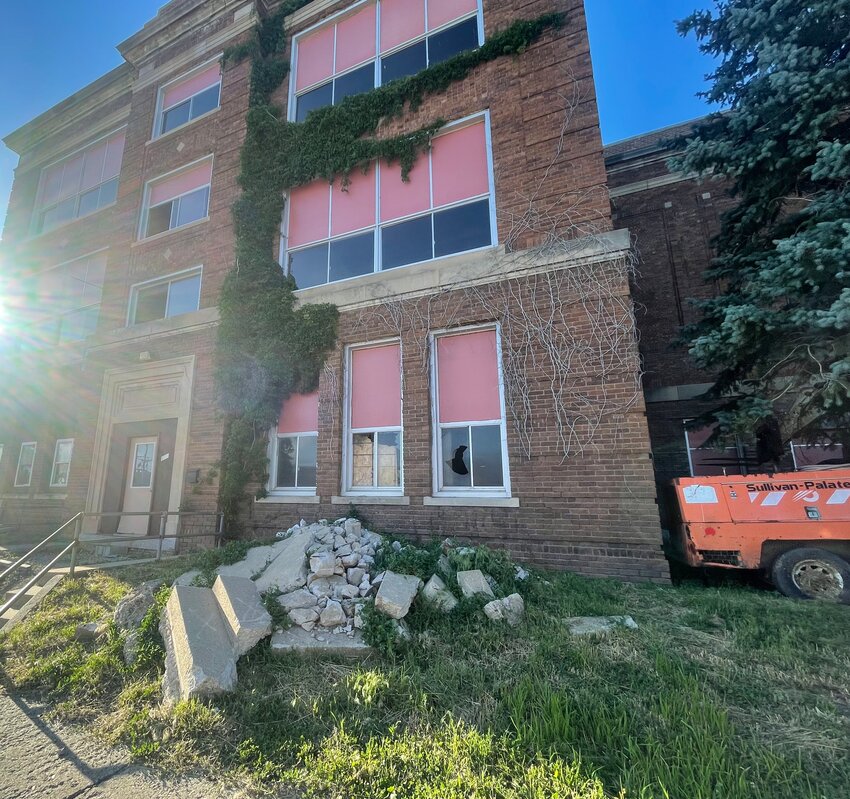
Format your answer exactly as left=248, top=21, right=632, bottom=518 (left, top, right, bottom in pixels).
left=376, top=430, right=401, bottom=487
left=441, top=426, right=471, bottom=488
left=276, top=436, right=297, bottom=488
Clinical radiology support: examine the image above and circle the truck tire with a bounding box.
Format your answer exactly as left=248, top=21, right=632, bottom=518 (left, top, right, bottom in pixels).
left=771, top=548, right=850, bottom=604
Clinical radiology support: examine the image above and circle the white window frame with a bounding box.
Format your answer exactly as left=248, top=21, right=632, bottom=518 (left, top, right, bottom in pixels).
left=23, top=248, right=108, bottom=347
left=268, top=429, right=319, bottom=496
left=342, top=339, right=404, bottom=496
left=127, top=266, right=203, bottom=326
left=281, top=111, right=497, bottom=288
left=430, top=323, right=511, bottom=498
left=14, top=442, right=37, bottom=489
left=50, top=439, right=74, bottom=488
left=139, top=155, right=213, bottom=240
left=31, top=127, right=126, bottom=236
left=288, top=0, right=484, bottom=122
left=152, top=55, right=223, bottom=140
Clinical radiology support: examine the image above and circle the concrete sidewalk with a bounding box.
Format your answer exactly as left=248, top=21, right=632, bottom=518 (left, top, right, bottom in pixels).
left=0, top=691, right=234, bottom=798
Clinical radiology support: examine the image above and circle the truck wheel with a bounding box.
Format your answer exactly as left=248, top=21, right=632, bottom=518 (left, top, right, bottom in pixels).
left=771, top=548, right=850, bottom=604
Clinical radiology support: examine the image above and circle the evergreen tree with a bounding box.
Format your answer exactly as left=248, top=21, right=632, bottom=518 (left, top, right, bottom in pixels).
left=675, top=0, right=850, bottom=442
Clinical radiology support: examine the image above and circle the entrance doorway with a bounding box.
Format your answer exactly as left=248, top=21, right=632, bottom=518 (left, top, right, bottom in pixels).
left=117, top=437, right=158, bottom=535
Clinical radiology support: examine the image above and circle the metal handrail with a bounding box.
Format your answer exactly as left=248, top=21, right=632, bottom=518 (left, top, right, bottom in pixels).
left=0, top=540, right=76, bottom=619
left=0, top=512, right=82, bottom=583
left=0, top=510, right=225, bottom=618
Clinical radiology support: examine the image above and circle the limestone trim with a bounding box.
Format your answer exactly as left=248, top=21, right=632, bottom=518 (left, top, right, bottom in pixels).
left=85, top=356, right=196, bottom=536
left=295, top=229, right=633, bottom=312
left=331, top=495, right=411, bottom=506
left=423, top=496, right=520, bottom=508
left=255, top=495, right=321, bottom=504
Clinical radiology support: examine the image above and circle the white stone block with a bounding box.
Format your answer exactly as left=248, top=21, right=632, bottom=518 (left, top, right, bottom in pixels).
left=213, top=575, right=273, bottom=655
left=456, top=569, right=495, bottom=599
left=375, top=571, right=423, bottom=619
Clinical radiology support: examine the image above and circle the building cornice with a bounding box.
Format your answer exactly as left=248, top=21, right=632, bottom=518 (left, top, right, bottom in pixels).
left=3, top=66, right=132, bottom=156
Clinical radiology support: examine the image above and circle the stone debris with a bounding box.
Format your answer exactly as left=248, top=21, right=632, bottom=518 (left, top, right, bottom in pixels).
left=375, top=571, right=423, bottom=619
left=212, top=575, right=273, bottom=656
left=269, top=626, right=373, bottom=658
left=564, top=615, right=638, bottom=636
left=253, top=530, right=312, bottom=593
left=421, top=574, right=458, bottom=612
left=74, top=621, right=108, bottom=642
left=483, top=593, right=525, bottom=626
left=173, top=569, right=202, bottom=587
left=457, top=569, right=495, bottom=599
left=320, top=600, right=346, bottom=627
left=277, top=588, right=318, bottom=611
left=114, top=579, right=164, bottom=631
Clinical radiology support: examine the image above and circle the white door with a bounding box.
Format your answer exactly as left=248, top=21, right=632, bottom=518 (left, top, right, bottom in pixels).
left=117, top=437, right=157, bottom=536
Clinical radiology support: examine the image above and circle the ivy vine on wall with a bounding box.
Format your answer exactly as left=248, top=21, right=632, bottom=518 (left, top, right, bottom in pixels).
left=215, top=1, right=565, bottom=524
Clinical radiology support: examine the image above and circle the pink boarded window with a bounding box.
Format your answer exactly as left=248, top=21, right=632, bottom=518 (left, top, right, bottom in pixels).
left=351, top=343, right=402, bottom=429
left=379, top=155, right=430, bottom=222
left=331, top=166, right=376, bottom=236
left=149, top=160, right=213, bottom=206
left=288, top=181, right=331, bottom=248
left=40, top=164, right=65, bottom=207
left=58, top=155, right=84, bottom=201
left=296, top=24, right=335, bottom=92
left=437, top=329, right=501, bottom=424
left=81, top=141, right=108, bottom=192
left=163, top=64, right=221, bottom=108
left=335, top=4, right=377, bottom=73
left=103, top=133, right=126, bottom=179
left=431, top=121, right=489, bottom=208
left=380, top=0, right=426, bottom=52
left=279, top=391, right=320, bottom=434
left=427, top=0, right=477, bottom=31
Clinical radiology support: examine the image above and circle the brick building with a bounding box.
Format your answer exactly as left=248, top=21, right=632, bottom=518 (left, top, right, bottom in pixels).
left=0, top=0, right=669, bottom=581
left=606, top=121, right=847, bottom=525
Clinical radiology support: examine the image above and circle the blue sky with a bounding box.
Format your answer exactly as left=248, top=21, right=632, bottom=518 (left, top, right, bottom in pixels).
left=0, top=1, right=717, bottom=236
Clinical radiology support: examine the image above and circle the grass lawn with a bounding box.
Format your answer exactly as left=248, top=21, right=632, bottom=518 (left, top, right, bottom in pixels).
left=0, top=540, right=848, bottom=799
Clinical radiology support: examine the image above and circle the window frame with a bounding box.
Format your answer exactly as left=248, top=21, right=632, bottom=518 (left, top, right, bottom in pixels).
left=288, top=0, right=484, bottom=122
left=342, top=339, right=404, bottom=496
left=127, top=266, right=203, bottom=327
left=152, top=56, right=223, bottom=140
left=14, top=442, right=37, bottom=489
left=139, top=156, right=213, bottom=240
left=23, top=248, right=108, bottom=348
left=31, top=127, right=126, bottom=236
left=282, top=111, right=497, bottom=288
left=269, top=431, right=319, bottom=496
left=430, top=324, right=511, bottom=498
left=49, top=438, right=74, bottom=489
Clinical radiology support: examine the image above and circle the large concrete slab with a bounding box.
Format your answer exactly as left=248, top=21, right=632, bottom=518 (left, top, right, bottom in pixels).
left=159, top=585, right=237, bottom=705
left=212, top=575, right=273, bottom=656
left=253, top=531, right=312, bottom=593
left=269, top=627, right=373, bottom=658
left=374, top=571, right=423, bottom=619
left=457, top=569, right=494, bottom=599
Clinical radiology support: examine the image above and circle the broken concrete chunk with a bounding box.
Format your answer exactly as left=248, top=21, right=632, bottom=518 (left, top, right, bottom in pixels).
left=375, top=571, right=423, bottom=619
left=277, top=588, right=318, bottom=611
left=309, top=575, right=349, bottom=598
left=269, top=626, right=372, bottom=658
left=212, top=575, right=273, bottom=656
left=74, top=621, right=108, bottom=642
left=564, top=615, right=638, bottom=636
left=422, top=574, right=458, bottom=612
left=344, top=519, right=362, bottom=537
left=320, top=600, right=346, bottom=627
left=309, top=551, right=336, bottom=578
left=456, top=569, right=495, bottom=599
left=483, top=593, right=525, bottom=627
left=339, top=583, right=360, bottom=600
left=347, top=567, right=366, bottom=586
left=173, top=569, right=202, bottom=587
left=159, top=585, right=237, bottom=705
left=114, top=580, right=164, bottom=631
left=289, top=607, right=320, bottom=627
left=254, top=530, right=312, bottom=593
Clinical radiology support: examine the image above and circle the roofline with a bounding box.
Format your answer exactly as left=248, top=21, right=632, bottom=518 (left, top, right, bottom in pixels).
left=2, top=64, right=132, bottom=155
left=602, top=114, right=710, bottom=165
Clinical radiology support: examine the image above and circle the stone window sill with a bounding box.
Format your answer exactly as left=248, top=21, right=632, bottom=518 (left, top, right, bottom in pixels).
left=423, top=496, right=519, bottom=508
left=255, top=494, right=320, bottom=504
left=331, top=495, right=410, bottom=506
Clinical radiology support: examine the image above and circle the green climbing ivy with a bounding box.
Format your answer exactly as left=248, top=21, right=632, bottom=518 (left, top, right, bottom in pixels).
left=215, top=2, right=565, bottom=523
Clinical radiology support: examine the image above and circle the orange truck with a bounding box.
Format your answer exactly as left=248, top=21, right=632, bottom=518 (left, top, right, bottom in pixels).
left=665, top=469, right=850, bottom=603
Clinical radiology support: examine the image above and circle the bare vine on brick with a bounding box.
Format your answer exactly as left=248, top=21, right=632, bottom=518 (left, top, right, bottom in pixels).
left=347, top=75, right=643, bottom=462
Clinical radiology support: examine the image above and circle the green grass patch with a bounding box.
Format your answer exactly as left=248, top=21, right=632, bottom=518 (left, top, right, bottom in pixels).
left=1, top=549, right=848, bottom=798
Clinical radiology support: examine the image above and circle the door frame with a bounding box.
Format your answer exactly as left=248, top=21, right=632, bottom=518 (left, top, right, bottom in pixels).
left=86, top=356, right=194, bottom=536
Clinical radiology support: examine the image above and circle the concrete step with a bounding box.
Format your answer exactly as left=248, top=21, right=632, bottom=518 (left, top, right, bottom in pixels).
left=159, top=585, right=237, bottom=705
left=212, top=575, right=272, bottom=656
left=0, top=575, right=64, bottom=632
